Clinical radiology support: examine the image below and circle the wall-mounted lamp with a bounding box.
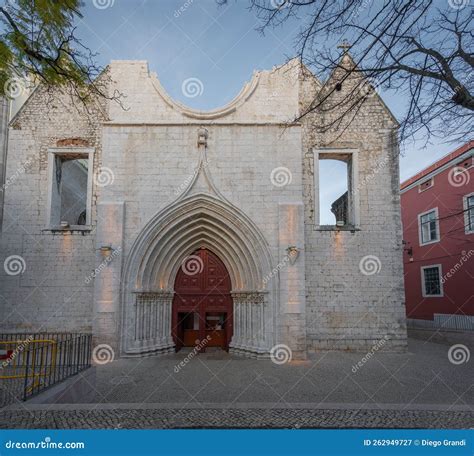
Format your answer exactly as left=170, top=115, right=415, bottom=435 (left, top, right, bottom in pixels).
left=403, top=240, right=414, bottom=262
left=60, top=221, right=70, bottom=228
left=99, top=245, right=114, bottom=255
left=336, top=220, right=345, bottom=228
left=286, top=245, right=300, bottom=265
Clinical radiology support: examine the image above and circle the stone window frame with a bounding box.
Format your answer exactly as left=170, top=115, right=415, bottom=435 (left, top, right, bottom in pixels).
left=421, top=264, right=444, bottom=298
left=45, top=147, right=94, bottom=231
left=463, top=192, right=474, bottom=235
left=418, top=207, right=440, bottom=246
left=312, top=148, right=360, bottom=231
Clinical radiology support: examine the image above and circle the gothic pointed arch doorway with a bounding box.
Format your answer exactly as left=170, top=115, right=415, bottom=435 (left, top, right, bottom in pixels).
left=121, top=193, right=275, bottom=357
left=172, top=248, right=233, bottom=352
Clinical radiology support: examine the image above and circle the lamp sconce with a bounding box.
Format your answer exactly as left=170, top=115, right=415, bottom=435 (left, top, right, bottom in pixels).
left=286, top=245, right=300, bottom=265
left=60, top=221, right=70, bottom=229
left=336, top=220, right=345, bottom=229
left=99, top=245, right=114, bottom=256
left=197, top=127, right=208, bottom=148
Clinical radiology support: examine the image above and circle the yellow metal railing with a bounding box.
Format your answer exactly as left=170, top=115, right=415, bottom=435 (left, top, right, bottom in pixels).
left=0, top=339, right=57, bottom=393
left=0, top=333, right=92, bottom=404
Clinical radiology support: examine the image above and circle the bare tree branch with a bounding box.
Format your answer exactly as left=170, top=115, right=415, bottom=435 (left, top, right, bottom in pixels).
left=223, top=0, right=473, bottom=145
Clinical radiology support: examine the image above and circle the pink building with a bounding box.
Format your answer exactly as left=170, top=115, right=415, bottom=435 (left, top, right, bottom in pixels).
left=400, top=141, right=474, bottom=330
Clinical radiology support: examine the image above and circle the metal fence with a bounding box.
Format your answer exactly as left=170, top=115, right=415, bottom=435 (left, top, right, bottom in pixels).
left=407, top=314, right=474, bottom=332
left=0, top=333, right=92, bottom=406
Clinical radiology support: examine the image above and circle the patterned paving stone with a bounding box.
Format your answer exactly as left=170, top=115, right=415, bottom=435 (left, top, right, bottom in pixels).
left=0, top=408, right=472, bottom=429
left=1, top=336, right=472, bottom=429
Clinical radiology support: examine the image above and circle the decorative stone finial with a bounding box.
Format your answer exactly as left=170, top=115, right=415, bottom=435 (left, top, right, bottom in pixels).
left=197, top=127, right=208, bottom=148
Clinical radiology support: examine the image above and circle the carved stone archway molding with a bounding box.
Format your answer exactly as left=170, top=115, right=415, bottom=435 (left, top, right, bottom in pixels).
left=133, top=291, right=174, bottom=354
left=230, top=291, right=269, bottom=358
left=121, top=143, right=277, bottom=357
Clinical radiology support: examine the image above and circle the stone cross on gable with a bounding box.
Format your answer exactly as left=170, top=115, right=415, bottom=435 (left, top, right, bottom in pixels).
left=337, top=39, right=352, bottom=52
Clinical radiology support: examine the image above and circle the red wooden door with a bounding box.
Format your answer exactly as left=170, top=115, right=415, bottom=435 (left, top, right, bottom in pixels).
left=172, top=249, right=233, bottom=351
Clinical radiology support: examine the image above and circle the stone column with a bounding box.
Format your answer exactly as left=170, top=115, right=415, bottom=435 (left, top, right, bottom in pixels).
left=0, top=98, right=9, bottom=230
left=278, top=202, right=307, bottom=359
left=230, top=291, right=267, bottom=357
left=92, top=201, right=125, bottom=354
left=133, top=291, right=174, bottom=354
left=380, top=126, right=407, bottom=344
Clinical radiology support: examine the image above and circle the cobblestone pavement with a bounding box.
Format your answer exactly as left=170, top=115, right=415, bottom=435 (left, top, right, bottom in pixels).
left=0, top=408, right=472, bottom=429
left=23, top=336, right=472, bottom=407
left=0, top=378, right=23, bottom=408
left=0, top=335, right=472, bottom=429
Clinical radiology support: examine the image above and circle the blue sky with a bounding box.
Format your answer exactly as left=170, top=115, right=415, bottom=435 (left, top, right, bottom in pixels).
left=77, top=0, right=460, bottom=222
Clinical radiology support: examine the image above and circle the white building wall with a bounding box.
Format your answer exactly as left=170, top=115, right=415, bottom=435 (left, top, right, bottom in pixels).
left=300, top=56, right=407, bottom=352
left=0, top=58, right=406, bottom=354
left=0, top=89, right=104, bottom=332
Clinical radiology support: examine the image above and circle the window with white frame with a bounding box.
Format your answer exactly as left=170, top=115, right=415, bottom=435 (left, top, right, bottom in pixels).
left=47, top=148, right=93, bottom=229
left=421, top=265, right=443, bottom=297
left=418, top=208, right=439, bottom=245
left=464, top=193, right=474, bottom=234
left=313, top=149, right=359, bottom=228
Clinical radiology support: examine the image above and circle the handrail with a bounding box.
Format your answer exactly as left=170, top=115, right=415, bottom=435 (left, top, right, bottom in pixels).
left=0, top=333, right=92, bottom=404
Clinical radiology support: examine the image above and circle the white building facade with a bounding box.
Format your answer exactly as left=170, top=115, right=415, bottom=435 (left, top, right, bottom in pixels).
left=0, top=56, right=407, bottom=358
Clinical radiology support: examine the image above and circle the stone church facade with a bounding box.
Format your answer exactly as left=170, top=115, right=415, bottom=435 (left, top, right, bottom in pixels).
left=0, top=55, right=407, bottom=358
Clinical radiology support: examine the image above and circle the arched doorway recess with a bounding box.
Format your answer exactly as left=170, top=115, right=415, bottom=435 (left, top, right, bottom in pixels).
left=121, top=193, right=276, bottom=358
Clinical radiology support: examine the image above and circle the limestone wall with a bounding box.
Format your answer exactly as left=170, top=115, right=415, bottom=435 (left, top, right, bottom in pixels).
left=0, top=98, right=9, bottom=229
left=299, top=56, right=407, bottom=352
left=0, top=87, right=104, bottom=332
left=99, top=61, right=305, bottom=355
left=0, top=57, right=406, bottom=354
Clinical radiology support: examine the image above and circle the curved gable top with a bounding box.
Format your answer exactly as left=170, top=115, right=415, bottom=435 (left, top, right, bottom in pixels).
left=149, top=70, right=261, bottom=120
left=107, top=60, right=301, bottom=124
